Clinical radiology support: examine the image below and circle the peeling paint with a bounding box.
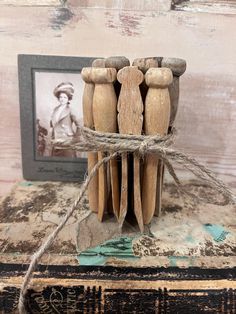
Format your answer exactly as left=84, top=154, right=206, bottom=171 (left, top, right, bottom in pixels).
left=185, top=235, right=195, bottom=243
left=18, top=181, right=33, bottom=187
left=203, top=224, right=230, bottom=242
left=168, top=255, right=194, bottom=267
left=1, top=181, right=235, bottom=267
left=78, top=236, right=139, bottom=266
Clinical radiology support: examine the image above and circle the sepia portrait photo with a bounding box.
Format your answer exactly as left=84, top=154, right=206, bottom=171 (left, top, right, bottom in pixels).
left=18, top=55, right=96, bottom=181
left=34, top=71, right=85, bottom=159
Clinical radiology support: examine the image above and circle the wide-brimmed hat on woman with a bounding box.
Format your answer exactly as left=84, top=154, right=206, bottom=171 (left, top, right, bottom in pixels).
left=53, top=82, right=74, bottom=100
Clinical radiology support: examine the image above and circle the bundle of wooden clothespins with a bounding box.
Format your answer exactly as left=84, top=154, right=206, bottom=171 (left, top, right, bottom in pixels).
left=81, top=56, right=186, bottom=232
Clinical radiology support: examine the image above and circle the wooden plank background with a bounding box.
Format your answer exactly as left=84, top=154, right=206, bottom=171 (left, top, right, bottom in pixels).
left=1, top=0, right=59, bottom=5
left=0, top=0, right=236, bottom=197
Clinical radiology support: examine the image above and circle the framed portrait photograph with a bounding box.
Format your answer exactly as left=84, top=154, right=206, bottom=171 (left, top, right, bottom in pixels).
left=18, top=54, right=97, bottom=181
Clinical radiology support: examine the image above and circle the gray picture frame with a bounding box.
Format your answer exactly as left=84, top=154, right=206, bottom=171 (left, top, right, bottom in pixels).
left=18, top=54, right=97, bottom=182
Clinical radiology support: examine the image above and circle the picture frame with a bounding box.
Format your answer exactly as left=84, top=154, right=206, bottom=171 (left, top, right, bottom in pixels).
left=18, top=54, right=97, bottom=181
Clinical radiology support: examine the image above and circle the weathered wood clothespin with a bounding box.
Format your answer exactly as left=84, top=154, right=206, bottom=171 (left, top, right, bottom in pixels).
left=132, top=57, right=159, bottom=102
left=161, top=58, right=187, bottom=129
left=92, top=58, right=106, bottom=68
left=142, top=68, right=173, bottom=225
left=105, top=56, right=130, bottom=97
left=81, top=67, right=98, bottom=213
left=155, top=58, right=187, bottom=216
left=81, top=59, right=107, bottom=213
left=117, top=66, right=144, bottom=231
left=103, top=56, right=131, bottom=219
left=90, top=67, right=118, bottom=221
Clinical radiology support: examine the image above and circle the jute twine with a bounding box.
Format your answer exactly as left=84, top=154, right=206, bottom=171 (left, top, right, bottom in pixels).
left=18, top=126, right=236, bottom=313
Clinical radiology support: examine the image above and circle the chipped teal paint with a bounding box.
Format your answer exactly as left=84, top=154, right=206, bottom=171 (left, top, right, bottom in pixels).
left=78, top=236, right=139, bottom=266
left=78, top=254, right=107, bottom=266
left=204, top=223, right=230, bottom=242
left=168, top=256, right=192, bottom=267
left=185, top=235, right=195, bottom=243
left=19, top=181, right=33, bottom=187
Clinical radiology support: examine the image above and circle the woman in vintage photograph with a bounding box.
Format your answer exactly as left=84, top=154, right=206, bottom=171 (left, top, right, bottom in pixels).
left=50, top=82, right=80, bottom=157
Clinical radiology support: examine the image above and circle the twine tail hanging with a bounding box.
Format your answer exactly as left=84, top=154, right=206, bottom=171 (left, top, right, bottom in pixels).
left=18, top=126, right=236, bottom=313
left=18, top=152, right=118, bottom=314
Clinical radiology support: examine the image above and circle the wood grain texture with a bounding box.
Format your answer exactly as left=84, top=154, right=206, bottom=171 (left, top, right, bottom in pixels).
left=81, top=68, right=98, bottom=213
left=0, top=0, right=59, bottom=6
left=155, top=58, right=186, bottom=217
left=142, top=68, right=172, bottom=225
left=91, top=67, right=118, bottom=221
left=1, top=180, right=235, bottom=267
left=68, top=0, right=171, bottom=11
left=117, top=66, right=144, bottom=231
left=0, top=66, right=22, bottom=192
left=0, top=4, right=236, bottom=195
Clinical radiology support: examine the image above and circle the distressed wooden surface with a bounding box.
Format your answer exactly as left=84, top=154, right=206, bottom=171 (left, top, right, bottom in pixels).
left=0, top=183, right=233, bottom=304
left=0, top=180, right=235, bottom=311
left=0, top=2, right=236, bottom=197
left=0, top=181, right=235, bottom=268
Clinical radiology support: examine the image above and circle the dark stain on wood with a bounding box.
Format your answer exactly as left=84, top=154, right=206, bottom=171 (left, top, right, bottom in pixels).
left=0, top=240, right=42, bottom=254
left=1, top=263, right=236, bottom=281
left=50, top=240, right=76, bottom=254
left=0, top=184, right=57, bottom=223
left=0, top=239, right=76, bottom=254
left=185, top=182, right=229, bottom=206
left=133, top=237, right=177, bottom=257
left=200, top=240, right=236, bottom=257
left=171, top=0, right=188, bottom=10
left=163, top=180, right=229, bottom=205
left=133, top=233, right=236, bottom=258
left=105, top=11, right=142, bottom=37
left=32, top=229, right=48, bottom=239
left=164, top=183, right=181, bottom=198
left=162, top=204, right=183, bottom=214
left=50, top=7, right=74, bottom=30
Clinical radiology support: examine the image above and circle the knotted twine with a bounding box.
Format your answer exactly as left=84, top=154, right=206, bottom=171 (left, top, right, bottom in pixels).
left=18, top=126, right=236, bottom=313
